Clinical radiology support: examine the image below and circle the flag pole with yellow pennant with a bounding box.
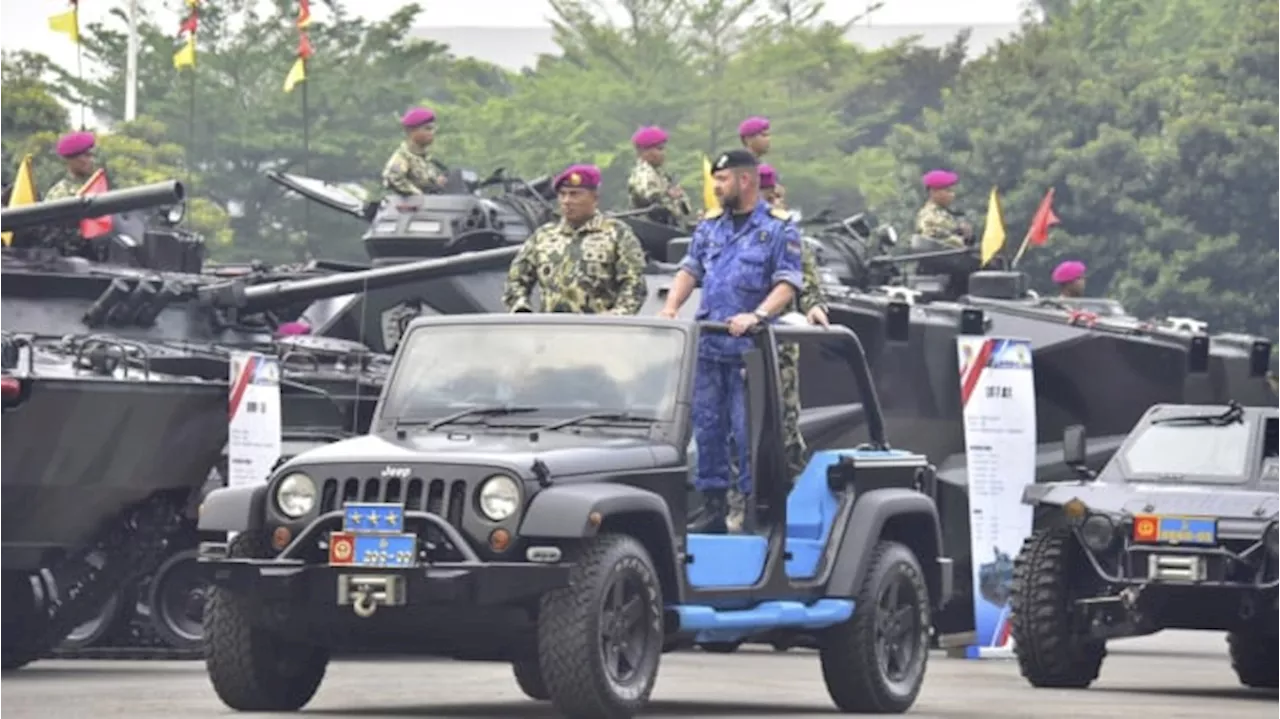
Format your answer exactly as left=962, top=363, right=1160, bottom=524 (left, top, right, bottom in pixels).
left=1, top=156, right=39, bottom=247
left=701, top=156, right=719, bottom=214
left=979, top=186, right=1006, bottom=268
left=48, top=0, right=86, bottom=128
left=284, top=0, right=315, bottom=254
left=173, top=0, right=200, bottom=215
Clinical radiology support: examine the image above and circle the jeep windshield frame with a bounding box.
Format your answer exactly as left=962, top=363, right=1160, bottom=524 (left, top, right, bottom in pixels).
left=371, top=315, right=698, bottom=443
left=1108, top=407, right=1260, bottom=484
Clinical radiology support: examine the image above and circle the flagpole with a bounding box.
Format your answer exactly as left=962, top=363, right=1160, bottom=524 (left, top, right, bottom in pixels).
left=301, top=58, right=312, bottom=257
left=1010, top=231, right=1032, bottom=268
left=125, top=0, right=139, bottom=121
left=75, top=5, right=85, bottom=129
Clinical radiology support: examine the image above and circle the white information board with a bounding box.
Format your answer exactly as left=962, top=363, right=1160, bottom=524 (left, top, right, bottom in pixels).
left=227, top=352, right=282, bottom=490
left=955, top=336, right=1037, bottom=660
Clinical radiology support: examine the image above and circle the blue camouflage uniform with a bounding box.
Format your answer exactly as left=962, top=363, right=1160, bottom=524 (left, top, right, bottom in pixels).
left=679, top=200, right=804, bottom=496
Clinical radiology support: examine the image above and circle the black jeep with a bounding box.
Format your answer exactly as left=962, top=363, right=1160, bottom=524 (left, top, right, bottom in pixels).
left=1011, top=402, right=1279, bottom=689
left=197, top=314, right=953, bottom=718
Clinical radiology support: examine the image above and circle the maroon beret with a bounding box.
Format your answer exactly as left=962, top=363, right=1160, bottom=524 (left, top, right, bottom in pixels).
left=401, top=107, right=436, bottom=128
left=758, top=164, right=778, bottom=189
left=56, top=131, right=95, bottom=158
left=922, top=169, right=958, bottom=190
left=738, top=116, right=770, bottom=138
left=553, top=164, right=602, bottom=191
left=631, top=126, right=668, bottom=149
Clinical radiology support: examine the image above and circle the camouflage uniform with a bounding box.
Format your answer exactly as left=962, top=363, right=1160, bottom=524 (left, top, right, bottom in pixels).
left=914, top=199, right=968, bottom=248
left=778, top=212, right=825, bottom=482
left=502, top=212, right=648, bottom=315
left=627, top=160, right=692, bottom=226
left=43, top=176, right=84, bottom=201
left=381, top=142, right=445, bottom=195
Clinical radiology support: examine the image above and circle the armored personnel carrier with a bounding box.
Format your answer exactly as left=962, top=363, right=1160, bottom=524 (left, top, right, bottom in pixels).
left=1, top=184, right=523, bottom=661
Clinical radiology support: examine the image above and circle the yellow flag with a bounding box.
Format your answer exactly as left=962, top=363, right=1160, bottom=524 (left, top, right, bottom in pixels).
left=173, top=36, right=196, bottom=69
left=283, top=57, right=306, bottom=93
left=48, top=8, right=79, bottom=44
left=980, top=186, right=1006, bottom=267
left=2, top=156, right=39, bottom=247
left=701, top=156, right=719, bottom=213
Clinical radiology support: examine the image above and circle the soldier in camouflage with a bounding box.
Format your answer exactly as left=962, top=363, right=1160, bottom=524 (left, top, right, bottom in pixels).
left=627, top=125, right=692, bottom=227
left=915, top=169, right=972, bottom=248
left=381, top=107, right=447, bottom=196
left=44, top=131, right=98, bottom=201
left=760, top=163, right=828, bottom=487
left=503, top=164, right=648, bottom=315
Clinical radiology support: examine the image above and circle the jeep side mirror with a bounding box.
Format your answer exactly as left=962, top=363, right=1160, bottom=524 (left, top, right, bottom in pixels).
left=1063, top=424, right=1087, bottom=467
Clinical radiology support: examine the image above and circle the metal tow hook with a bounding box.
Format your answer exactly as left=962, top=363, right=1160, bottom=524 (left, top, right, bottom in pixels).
left=351, top=590, right=378, bottom=619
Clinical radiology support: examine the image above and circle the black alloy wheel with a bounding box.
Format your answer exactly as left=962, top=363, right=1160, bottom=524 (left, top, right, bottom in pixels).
left=599, top=571, right=656, bottom=686
left=875, top=570, right=924, bottom=688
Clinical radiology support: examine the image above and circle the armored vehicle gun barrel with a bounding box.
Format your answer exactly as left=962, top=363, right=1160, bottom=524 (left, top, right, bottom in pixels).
left=1, top=181, right=185, bottom=232
left=198, top=245, right=520, bottom=315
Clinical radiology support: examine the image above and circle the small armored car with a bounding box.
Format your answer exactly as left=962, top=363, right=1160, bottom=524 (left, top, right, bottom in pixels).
left=1011, top=403, right=1279, bottom=690
left=197, top=314, right=953, bottom=718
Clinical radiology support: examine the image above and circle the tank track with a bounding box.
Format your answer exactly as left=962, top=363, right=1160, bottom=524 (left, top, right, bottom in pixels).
left=46, top=567, right=203, bottom=661
left=18, top=494, right=199, bottom=664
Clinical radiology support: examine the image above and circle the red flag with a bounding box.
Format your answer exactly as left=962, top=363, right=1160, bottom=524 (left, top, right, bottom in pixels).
left=77, top=169, right=114, bottom=239
left=297, top=32, right=314, bottom=59
left=297, top=0, right=312, bottom=28
left=1027, top=188, right=1060, bottom=246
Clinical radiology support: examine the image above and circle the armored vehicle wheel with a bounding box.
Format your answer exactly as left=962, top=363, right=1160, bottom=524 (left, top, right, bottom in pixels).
left=1010, top=528, right=1105, bottom=688
left=148, top=549, right=207, bottom=651
left=536, top=533, right=664, bottom=719
left=512, top=659, right=550, bottom=700
left=205, top=533, right=329, bottom=711
left=1227, top=629, right=1278, bottom=688
left=819, top=540, right=930, bottom=714
left=60, top=590, right=127, bottom=651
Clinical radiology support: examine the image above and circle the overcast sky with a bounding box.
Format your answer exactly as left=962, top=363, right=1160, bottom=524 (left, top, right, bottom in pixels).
left=3, top=0, right=1026, bottom=76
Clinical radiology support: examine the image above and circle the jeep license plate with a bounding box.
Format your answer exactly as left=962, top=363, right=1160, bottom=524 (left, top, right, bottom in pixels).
left=1133, top=515, right=1216, bottom=545
left=329, top=532, right=418, bottom=568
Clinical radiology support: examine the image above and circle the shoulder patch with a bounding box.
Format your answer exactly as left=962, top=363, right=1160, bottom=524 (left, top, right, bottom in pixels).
left=704, top=207, right=724, bottom=219
left=769, top=207, right=792, bottom=220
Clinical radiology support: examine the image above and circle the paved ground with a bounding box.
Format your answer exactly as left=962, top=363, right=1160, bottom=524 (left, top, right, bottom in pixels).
left=2, top=631, right=1274, bottom=717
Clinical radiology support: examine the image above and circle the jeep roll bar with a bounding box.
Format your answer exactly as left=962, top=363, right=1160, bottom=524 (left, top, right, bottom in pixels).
left=696, top=321, right=887, bottom=450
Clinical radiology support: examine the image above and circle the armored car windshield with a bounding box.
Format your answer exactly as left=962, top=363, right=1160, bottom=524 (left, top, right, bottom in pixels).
left=1120, top=421, right=1251, bottom=482
left=380, top=323, right=687, bottom=422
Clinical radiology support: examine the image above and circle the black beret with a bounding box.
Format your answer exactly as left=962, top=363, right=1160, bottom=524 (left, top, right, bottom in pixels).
left=711, top=149, right=758, bottom=172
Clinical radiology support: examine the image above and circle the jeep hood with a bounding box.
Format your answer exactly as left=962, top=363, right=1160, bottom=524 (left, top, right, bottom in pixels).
left=281, top=431, right=679, bottom=480
left=1026, top=482, right=1280, bottom=521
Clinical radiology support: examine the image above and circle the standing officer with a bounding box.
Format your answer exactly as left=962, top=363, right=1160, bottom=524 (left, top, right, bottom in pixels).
left=44, top=132, right=98, bottom=200
left=382, top=107, right=446, bottom=196
left=627, top=126, right=692, bottom=227
left=915, top=169, right=972, bottom=248
left=503, top=164, right=648, bottom=315
left=759, top=163, right=827, bottom=485
left=659, top=149, right=803, bottom=533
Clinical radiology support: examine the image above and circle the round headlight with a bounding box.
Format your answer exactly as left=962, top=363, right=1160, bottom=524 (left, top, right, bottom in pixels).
left=1079, top=514, right=1116, bottom=552
left=276, top=473, right=316, bottom=518
left=1265, top=524, right=1279, bottom=556
left=478, top=475, right=521, bottom=522
left=166, top=202, right=186, bottom=226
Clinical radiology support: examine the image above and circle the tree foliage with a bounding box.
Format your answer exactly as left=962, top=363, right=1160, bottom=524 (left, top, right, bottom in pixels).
left=886, top=0, right=1278, bottom=336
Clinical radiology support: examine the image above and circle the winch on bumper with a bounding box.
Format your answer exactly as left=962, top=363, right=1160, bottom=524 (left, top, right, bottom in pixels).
left=1063, top=507, right=1279, bottom=635
left=198, top=503, right=571, bottom=619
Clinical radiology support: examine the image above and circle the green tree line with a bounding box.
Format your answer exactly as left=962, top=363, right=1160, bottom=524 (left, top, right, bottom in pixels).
left=2, top=0, right=1275, bottom=337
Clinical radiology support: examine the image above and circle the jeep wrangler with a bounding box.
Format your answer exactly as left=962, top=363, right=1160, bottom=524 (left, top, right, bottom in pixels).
left=1011, top=403, right=1279, bottom=690
left=197, top=314, right=954, bottom=718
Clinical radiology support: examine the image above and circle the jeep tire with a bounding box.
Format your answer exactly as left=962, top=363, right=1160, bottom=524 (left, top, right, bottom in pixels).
left=536, top=533, right=664, bottom=719
left=1227, top=629, right=1278, bottom=688
left=1010, top=528, right=1105, bottom=688
left=205, top=532, right=330, bottom=711
left=512, top=659, right=550, bottom=700
left=819, top=540, right=930, bottom=714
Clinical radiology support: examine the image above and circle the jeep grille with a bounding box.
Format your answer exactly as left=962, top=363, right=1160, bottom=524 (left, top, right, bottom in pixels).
left=319, top=476, right=468, bottom=529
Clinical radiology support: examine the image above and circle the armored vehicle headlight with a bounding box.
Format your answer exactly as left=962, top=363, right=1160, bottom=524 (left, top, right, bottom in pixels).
left=478, top=475, right=521, bottom=521
left=1063, top=498, right=1088, bottom=521
left=276, top=473, right=317, bottom=518
left=1265, top=524, right=1279, bottom=556
left=1079, top=514, right=1117, bottom=551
